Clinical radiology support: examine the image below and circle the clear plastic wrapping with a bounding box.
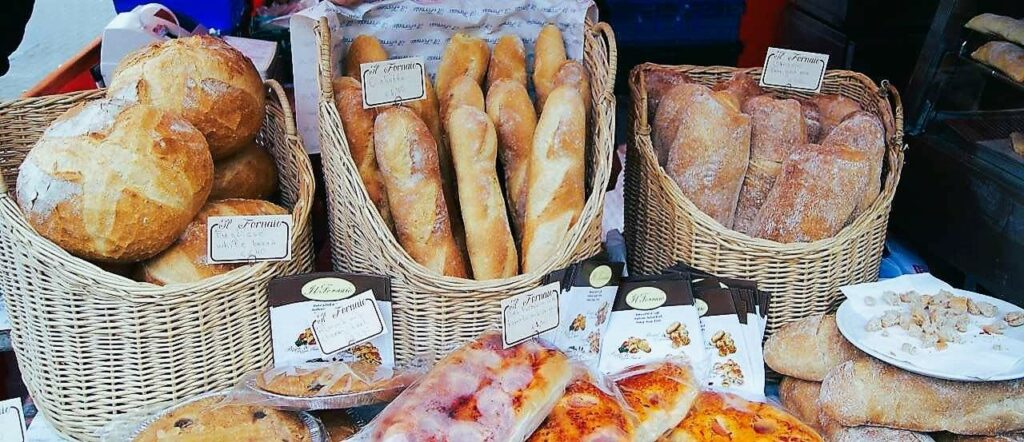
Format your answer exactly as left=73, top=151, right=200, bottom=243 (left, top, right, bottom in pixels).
left=609, top=357, right=701, bottom=442
left=527, top=364, right=637, bottom=441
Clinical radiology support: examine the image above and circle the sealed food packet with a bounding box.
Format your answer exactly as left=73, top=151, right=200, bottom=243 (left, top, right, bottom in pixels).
left=541, top=260, right=624, bottom=368
left=99, top=391, right=326, bottom=442
left=694, top=287, right=758, bottom=396
left=610, top=357, right=700, bottom=442
left=598, top=276, right=707, bottom=375
left=269, top=273, right=395, bottom=367
left=227, top=358, right=430, bottom=410
left=527, top=364, right=637, bottom=441
left=661, top=388, right=823, bottom=441
left=351, top=330, right=573, bottom=441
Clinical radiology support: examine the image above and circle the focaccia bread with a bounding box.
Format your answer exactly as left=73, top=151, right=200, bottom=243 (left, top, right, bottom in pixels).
left=972, top=41, right=1024, bottom=83
left=819, top=358, right=1024, bottom=435
left=369, top=332, right=572, bottom=441
left=528, top=374, right=634, bottom=441
left=965, top=13, right=1024, bottom=47
left=661, top=390, right=823, bottom=442
left=133, top=397, right=310, bottom=442
left=763, top=314, right=865, bottom=382
left=613, top=360, right=698, bottom=442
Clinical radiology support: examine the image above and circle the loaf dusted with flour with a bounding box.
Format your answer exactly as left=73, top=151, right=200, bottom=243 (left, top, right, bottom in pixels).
left=820, top=358, right=1024, bottom=435
left=139, top=199, right=288, bottom=285
left=108, top=35, right=265, bottom=160
left=822, top=111, right=886, bottom=216
left=435, top=33, right=489, bottom=100
left=532, top=24, right=568, bottom=111
left=763, top=314, right=865, bottom=382
left=16, top=98, right=213, bottom=263
left=447, top=106, right=518, bottom=280
left=344, top=34, right=388, bottom=77
left=374, top=107, right=468, bottom=277
left=486, top=34, right=527, bottom=90
left=552, top=60, right=592, bottom=117
left=210, top=141, right=278, bottom=201
left=521, top=86, right=586, bottom=273
left=486, top=79, right=537, bottom=242
left=332, top=77, right=392, bottom=229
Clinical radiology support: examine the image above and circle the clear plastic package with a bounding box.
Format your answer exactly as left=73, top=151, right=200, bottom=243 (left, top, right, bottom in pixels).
left=528, top=364, right=637, bottom=441
left=609, top=357, right=701, bottom=442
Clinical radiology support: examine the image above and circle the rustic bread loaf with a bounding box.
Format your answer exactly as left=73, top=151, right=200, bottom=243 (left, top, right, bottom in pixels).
left=764, top=314, right=865, bottom=382
left=821, top=111, right=886, bottom=217
left=344, top=34, right=388, bottom=77
left=210, top=141, right=279, bottom=201
left=332, top=77, right=392, bottom=229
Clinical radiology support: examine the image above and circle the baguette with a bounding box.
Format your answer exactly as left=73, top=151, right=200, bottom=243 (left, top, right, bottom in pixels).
left=820, top=358, right=1024, bottom=435
left=435, top=33, right=490, bottom=100
left=332, top=77, right=392, bottom=229
left=521, top=86, right=585, bottom=273
left=486, top=34, right=527, bottom=90
left=446, top=105, right=518, bottom=279
left=822, top=111, right=885, bottom=217
left=965, top=13, right=1024, bottom=47
left=403, top=76, right=443, bottom=151
left=763, top=314, right=866, bottom=382
left=373, top=107, right=468, bottom=277
left=752, top=143, right=871, bottom=242
left=972, top=41, right=1024, bottom=84
left=486, top=79, right=537, bottom=242
left=441, top=75, right=485, bottom=126
left=661, top=83, right=751, bottom=228
left=344, top=34, right=388, bottom=77
left=552, top=60, right=591, bottom=117
left=533, top=24, right=568, bottom=111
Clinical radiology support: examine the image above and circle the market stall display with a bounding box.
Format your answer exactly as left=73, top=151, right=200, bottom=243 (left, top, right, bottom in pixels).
left=0, top=37, right=315, bottom=441
left=313, top=4, right=616, bottom=362
left=625, top=63, right=904, bottom=333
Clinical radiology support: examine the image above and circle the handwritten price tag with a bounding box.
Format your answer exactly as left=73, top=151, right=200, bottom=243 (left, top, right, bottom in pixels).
left=360, top=57, right=427, bottom=108
left=501, top=282, right=561, bottom=348
left=311, top=290, right=388, bottom=355
left=760, top=47, right=829, bottom=93
left=207, top=215, right=293, bottom=264
left=0, top=398, right=25, bottom=442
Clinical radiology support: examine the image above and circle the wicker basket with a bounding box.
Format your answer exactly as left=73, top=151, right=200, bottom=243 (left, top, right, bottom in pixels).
left=314, top=19, right=617, bottom=361
left=625, top=64, right=906, bottom=334
left=0, top=81, right=315, bottom=441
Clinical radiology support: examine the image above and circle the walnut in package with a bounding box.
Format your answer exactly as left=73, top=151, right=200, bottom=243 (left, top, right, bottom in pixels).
left=570, top=314, right=587, bottom=332
left=710, top=330, right=737, bottom=356
left=665, top=321, right=691, bottom=348
left=712, top=359, right=745, bottom=387
left=588, top=332, right=600, bottom=353
left=618, top=337, right=652, bottom=354
left=349, top=343, right=383, bottom=366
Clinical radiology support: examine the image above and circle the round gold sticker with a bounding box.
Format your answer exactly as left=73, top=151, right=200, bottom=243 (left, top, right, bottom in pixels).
left=625, top=287, right=667, bottom=310
left=301, top=278, right=356, bottom=301
left=590, top=265, right=613, bottom=288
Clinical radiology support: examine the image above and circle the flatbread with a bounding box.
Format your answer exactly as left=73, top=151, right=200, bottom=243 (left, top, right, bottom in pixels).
left=662, top=390, right=823, bottom=442
left=613, top=360, right=699, bottom=442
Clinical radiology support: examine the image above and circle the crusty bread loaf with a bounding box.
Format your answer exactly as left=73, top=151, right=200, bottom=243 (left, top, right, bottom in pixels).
left=344, top=34, right=388, bottom=77
left=447, top=106, right=518, bottom=280
left=936, top=434, right=1024, bottom=442
left=661, top=83, right=751, bottom=228
left=521, top=86, right=585, bottom=273
left=764, top=314, right=865, bottom=382
left=711, top=72, right=763, bottom=110
left=965, top=13, right=1024, bottom=47
left=805, top=94, right=862, bottom=143
left=16, top=99, right=213, bottom=263
left=210, top=141, right=278, bottom=201
left=486, top=79, right=537, bottom=242
left=138, top=199, right=288, bottom=285
left=752, top=143, right=871, bottom=242
left=820, top=358, right=1024, bottom=435
left=533, top=24, right=568, bottom=111
left=486, top=34, right=527, bottom=90
left=435, top=33, right=490, bottom=100
left=643, top=67, right=691, bottom=125
left=441, top=75, right=485, bottom=126
left=332, top=77, right=392, bottom=229
left=108, top=35, right=265, bottom=160
left=373, top=107, right=468, bottom=277
left=822, top=111, right=885, bottom=217
left=733, top=95, right=806, bottom=234
left=832, top=427, right=936, bottom=442
left=779, top=377, right=825, bottom=433
left=972, top=41, right=1024, bottom=83
left=552, top=60, right=592, bottom=117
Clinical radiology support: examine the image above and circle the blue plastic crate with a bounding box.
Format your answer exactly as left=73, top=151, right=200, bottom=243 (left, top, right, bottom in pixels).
left=114, top=0, right=247, bottom=34
left=607, top=0, right=745, bottom=45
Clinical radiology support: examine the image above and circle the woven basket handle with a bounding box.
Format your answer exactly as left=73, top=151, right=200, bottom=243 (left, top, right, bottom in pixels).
left=265, top=79, right=297, bottom=138
left=590, top=21, right=618, bottom=99
left=879, top=79, right=907, bottom=152
left=315, top=17, right=336, bottom=104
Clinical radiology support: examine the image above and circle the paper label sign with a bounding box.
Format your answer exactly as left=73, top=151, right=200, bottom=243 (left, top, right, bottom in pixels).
left=501, top=282, right=561, bottom=348
left=207, top=215, right=293, bottom=264
left=311, top=290, right=388, bottom=355
left=760, top=47, right=829, bottom=93
left=0, top=398, right=25, bottom=442
left=360, top=57, right=427, bottom=108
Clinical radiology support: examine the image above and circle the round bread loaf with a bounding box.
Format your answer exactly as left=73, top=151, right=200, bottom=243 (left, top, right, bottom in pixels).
left=139, top=199, right=288, bottom=285
left=16, top=98, right=213, bottom=263
left=210, top=142, right=279, bottom=200
left=107, top=35, right=266, bottom=160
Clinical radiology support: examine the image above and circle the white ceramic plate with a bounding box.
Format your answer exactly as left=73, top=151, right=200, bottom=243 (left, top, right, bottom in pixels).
left=836, top=275, right=1024, bottom=382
